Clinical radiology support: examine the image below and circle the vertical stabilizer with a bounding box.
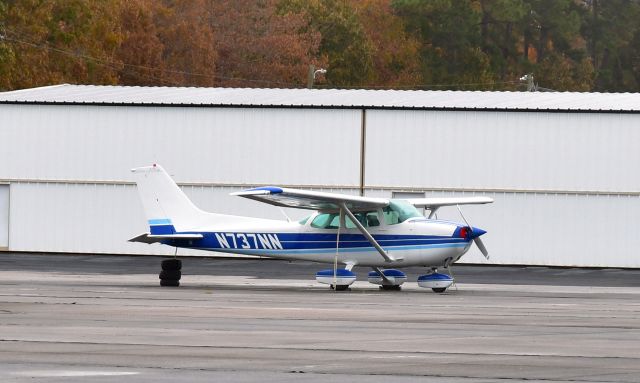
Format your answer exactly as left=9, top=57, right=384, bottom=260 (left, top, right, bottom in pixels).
left=131, top=164, right=204, bottom=234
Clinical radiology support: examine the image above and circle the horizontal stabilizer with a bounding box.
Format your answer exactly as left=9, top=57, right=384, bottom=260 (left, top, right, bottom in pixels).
left=129, top=233, right=203, bottom=244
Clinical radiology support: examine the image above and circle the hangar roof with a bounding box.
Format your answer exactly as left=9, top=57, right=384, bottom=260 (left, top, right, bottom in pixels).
left=1, top=84, right=639, bottom=112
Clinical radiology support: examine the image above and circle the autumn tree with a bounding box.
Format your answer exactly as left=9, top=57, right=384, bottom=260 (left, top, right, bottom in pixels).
left=116, top=0, right=217, bottom=87
left=476, top=0, right=529, bottom=84
left=207, top=0, right=323, bottom=88
left=279, top=0, right=375, bottom=87
left=155, top=0, right=217, bottom=87
left=0, top=0, right=123, bottom=90
left=520, top=0, right=593, bottom=90
left=582, top=0, right=640, bottom=91
left=116, top=1, right=166, bottom=85
left=1, top=0, right=639, bottom=92
left=351, top=0, right=421, bottom=87
left=393, top=0, right=495, bottom=89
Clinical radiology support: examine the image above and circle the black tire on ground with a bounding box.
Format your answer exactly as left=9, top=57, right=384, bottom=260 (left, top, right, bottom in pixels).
left=380, top=285, right=402, bottom=291
left=159, top=270, right=181, bottom=280
left=160, top=279, right=180, bottom=287
left=432, top=287, right=447, bottom=293
left=334, top=285, right=350, bottom=291
left=161, top=259, right=182, bottom=271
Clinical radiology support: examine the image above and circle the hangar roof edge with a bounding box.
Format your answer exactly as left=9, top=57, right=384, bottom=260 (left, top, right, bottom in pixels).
left=1, top=84, right=639, bottom=112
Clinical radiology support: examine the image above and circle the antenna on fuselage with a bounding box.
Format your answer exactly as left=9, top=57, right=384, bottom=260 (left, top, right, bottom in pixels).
left=278, top=207, right=292, bottom=222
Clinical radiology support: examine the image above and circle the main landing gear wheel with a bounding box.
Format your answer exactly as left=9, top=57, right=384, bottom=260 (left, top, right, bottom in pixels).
left=159, top=269, right=181, bottom=280
left=160, top=258, right=182, bottom=287
left=380, top=285, right=402, bottom=291
left=331, top=285, right=350, bottom=291
left=161, top=259, right=182, bottom=271
left=160, top=278, right=180, bottom=287
left=432, top=287, right=447, bottom=293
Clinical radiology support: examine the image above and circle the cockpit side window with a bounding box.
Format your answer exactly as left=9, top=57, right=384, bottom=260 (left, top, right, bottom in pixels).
left=310, top=211, right=380, bottom=229
left=310, top=213, right=334, bottom=228
left=299, top=216, right=310, bottom=225
left=366, top=212, right=380, bottom=227
left=383, top=208, right=400, bottom=225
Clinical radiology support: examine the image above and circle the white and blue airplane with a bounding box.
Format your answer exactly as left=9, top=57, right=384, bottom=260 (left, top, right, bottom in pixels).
left=130, top=164, right=493, bottom=292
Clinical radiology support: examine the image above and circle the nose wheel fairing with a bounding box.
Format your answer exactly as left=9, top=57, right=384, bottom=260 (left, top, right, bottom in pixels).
left=417, top=271, right=454, bottom=292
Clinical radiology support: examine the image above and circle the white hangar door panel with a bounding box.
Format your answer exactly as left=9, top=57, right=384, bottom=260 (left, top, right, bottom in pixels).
left=0, top=185, right=8, bottom=248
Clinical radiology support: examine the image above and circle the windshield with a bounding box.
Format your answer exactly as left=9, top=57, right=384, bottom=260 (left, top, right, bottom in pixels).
left=385, top=200, right=422, bottom=224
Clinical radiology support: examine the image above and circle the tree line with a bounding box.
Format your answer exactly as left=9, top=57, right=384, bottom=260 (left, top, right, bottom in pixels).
left=1, top=0, right=639, bottom=92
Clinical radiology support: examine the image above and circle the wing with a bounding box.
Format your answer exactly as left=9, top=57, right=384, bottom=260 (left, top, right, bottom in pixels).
left=406, top=196, right=494, bottom=209
left=231, top=186, right=389, bottom=211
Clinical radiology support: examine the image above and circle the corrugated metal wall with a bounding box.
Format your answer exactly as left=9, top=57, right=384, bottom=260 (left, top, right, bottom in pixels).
left=1, top=104, right=361, bottom=255
left=0, top=105, right=361, bottom=186
left=365, top=110, right=639, bottom=192
left=7, top=182, right=341, bottom=255
left=366, top=189, right=640, bottom=267
left=0, top=184, right=8, bottom=248
left=1, top=104, right=639, bottom=267
left=364, top=110, right=640, bottom=267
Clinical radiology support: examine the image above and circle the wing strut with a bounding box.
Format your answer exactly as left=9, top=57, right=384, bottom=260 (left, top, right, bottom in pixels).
left=372, top=267, right=392, bottom=284
left=333, top=208, right=343, bottom=289
left=338, top=202, right=396, bottom=263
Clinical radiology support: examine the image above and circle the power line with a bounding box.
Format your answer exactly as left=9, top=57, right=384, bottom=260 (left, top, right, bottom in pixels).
left=3, top=27, right=305, bottom=88
left=325, top=80, right=524, bottom=90
left=2, top=27, right=528, bottom=91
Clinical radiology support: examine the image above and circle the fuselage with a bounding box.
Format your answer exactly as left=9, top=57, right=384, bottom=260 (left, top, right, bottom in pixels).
left=162, top=215, right=478, bottom=268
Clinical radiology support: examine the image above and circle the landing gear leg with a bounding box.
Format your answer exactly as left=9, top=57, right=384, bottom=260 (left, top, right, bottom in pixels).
left=443, top=261, right=457, bottom=292
left=430, top=267, right=446, bottom=293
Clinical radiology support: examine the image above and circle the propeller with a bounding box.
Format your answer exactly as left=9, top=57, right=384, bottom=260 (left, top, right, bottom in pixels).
left=456, top=205, right=489, bottom=260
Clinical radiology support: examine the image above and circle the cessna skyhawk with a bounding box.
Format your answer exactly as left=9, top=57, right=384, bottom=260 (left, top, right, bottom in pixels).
left=130, top=164, right=493, bottom=292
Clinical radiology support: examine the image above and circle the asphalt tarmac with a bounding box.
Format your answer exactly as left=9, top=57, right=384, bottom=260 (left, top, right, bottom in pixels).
left=1, top=253, right=640, bottom=382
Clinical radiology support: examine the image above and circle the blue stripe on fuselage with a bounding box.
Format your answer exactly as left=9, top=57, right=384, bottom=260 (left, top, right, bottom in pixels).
left=165, top=232, right=469, bottom=252
left=193, top=242, right=469, bottom=256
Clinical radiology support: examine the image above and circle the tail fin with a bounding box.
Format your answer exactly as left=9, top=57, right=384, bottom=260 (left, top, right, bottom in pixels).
left=131, top=164, right=205, bottom=234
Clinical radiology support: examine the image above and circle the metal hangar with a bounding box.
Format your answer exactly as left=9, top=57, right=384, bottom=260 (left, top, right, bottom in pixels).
left=1, top=84, right=639, bottom=267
